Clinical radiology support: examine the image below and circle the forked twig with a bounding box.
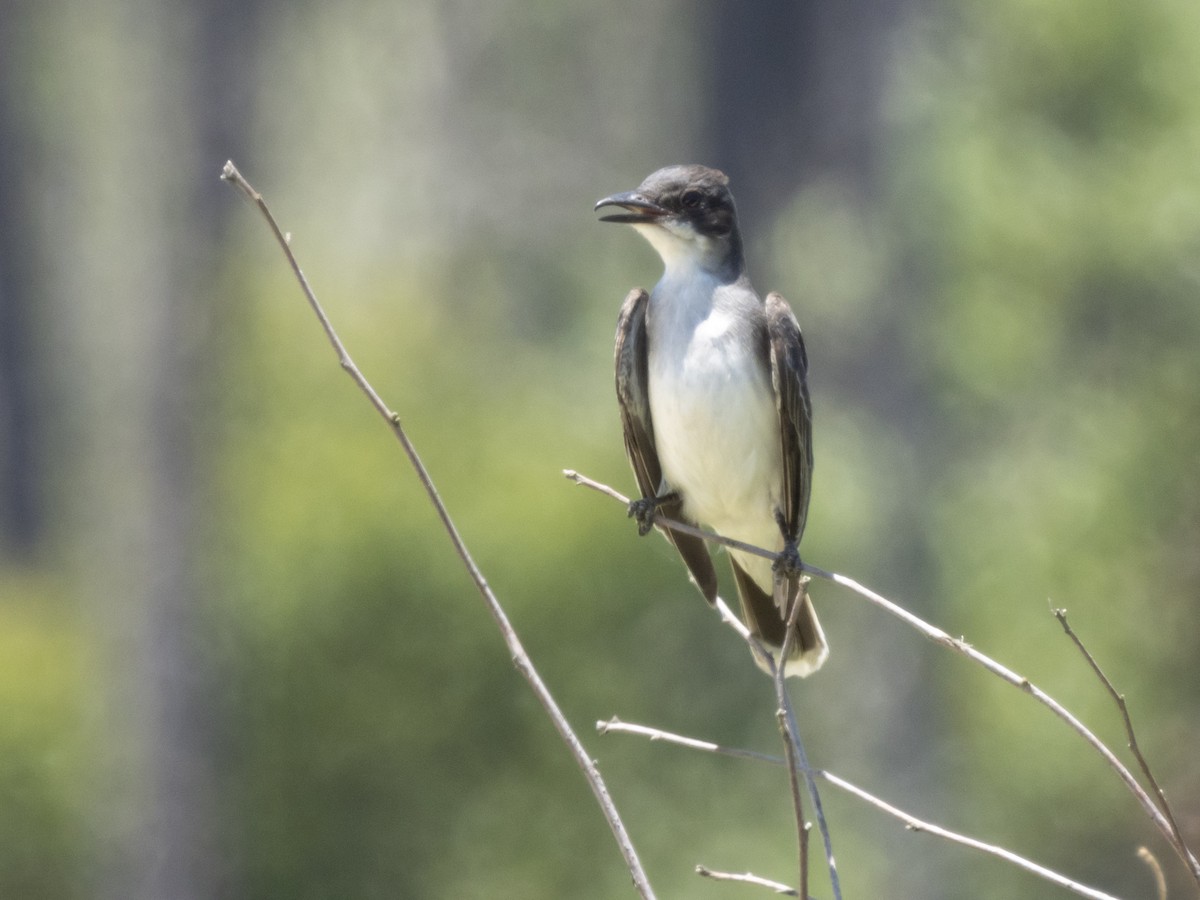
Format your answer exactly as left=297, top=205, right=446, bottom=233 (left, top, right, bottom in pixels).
left=602, top=719, right=1126, bottom=900
left=1054, top=608, right=1190, bottom=865
left=568, top=468, right=842, bottom=893
left=221, top=162, right=657, bottom=899
left=773, top=578, right=812, bottom=900
left=715, top=598, right=841, bottom=899
left=565, top=468, right=1200, bottom=889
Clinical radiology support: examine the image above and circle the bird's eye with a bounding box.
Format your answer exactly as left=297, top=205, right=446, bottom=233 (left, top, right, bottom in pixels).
left=680, top=189, right=703, bottom=209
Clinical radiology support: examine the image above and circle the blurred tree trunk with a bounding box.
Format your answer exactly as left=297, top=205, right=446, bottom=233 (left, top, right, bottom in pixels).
left=697, top=5, right=953, bottom=898
left=0, top=12, right=42, bottom=560
left=701, top=0, right=912, bottom=224
left=17, top=0, right=258, bottom=896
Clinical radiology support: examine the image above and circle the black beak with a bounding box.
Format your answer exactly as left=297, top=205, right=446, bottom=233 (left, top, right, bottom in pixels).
left=594, top=190, right=669, bottom=224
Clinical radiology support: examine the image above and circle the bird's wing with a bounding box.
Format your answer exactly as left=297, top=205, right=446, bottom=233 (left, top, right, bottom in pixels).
left=765, top=291, right=814, bottom=543
left=614, top=290, right=659, bottom=501
left=615, top=288, right=719, bottom=603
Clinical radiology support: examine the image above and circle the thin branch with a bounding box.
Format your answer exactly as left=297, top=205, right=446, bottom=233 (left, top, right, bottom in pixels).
left=603, top=719, right=1128, bottom=900
left=771, top=577, right=842, bottom=900
left=713, top=595, right=753, bottom=641
left=1138, top=847, right=1168, bottom=900
left=1054, top=607, right=1193, bottom=883
left=695, top=865, right=801, bottom=897
left=566, top=469, right=776, bottom=561
left=596, top=716, right=781, bottom=765
left=773, top=579, right=811, bottom=900
left=565, top=468, right=1200, bottom=886
left=600, top=716, right=786, bottom=764
left=222, top=162, right=657, bottom=900
left=712, top=591, right=842, bottom=900
left=567, top=469, right=833, bottom=896
left=817, top=563, right=1199, bottom=886
left=820, top=770, right=1124, bottom=900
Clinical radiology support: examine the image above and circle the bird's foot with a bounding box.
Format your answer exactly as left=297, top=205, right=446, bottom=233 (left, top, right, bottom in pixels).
left=627, top=496, right=660, bottom=536
left=772, top=539, right=804, bottom=581
left=772, top=510, right=803, bottom=578
left=627, top=491, right=678, bottom=536
left=772, top=539, right=811, bottom=615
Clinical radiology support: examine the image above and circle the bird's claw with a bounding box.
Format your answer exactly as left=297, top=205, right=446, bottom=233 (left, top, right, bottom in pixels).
left=627, top=496, right=659, bottom=536
left=772, top=540, right=804, bottom=580
left=772, top=509, right=805, bottom=578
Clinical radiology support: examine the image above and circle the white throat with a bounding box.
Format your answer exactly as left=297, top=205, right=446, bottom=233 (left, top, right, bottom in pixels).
left=632, top=221, right=728, bottom=279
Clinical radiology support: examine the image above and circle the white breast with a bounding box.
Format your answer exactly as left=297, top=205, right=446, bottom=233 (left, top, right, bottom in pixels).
left=647, top=273, right=784, bottom=573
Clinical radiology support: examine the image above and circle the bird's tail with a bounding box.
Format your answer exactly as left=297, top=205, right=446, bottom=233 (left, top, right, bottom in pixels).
left=731, top=559, right=829, bottom=678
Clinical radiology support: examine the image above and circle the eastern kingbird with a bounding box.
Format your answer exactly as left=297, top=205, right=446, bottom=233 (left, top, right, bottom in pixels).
left=595, top=164, right=827, bottom=677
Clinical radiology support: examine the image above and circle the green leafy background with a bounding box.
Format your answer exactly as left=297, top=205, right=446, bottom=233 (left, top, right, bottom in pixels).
left=1, top=1, right=1198, bottom=898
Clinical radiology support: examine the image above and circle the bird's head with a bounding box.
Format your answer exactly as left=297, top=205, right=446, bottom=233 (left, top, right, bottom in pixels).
left=595, top=164, right=743, bottom=278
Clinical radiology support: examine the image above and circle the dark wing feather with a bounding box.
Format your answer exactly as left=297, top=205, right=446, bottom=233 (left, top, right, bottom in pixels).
left=615, top=288, right=719, bottom=603
left=614, top=290, right=659, bottom=502
left=765, top=292, right=814, bottom=543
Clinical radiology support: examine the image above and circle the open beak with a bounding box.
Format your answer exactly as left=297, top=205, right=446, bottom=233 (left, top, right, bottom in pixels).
left=594, top=191, right=669, bottom=224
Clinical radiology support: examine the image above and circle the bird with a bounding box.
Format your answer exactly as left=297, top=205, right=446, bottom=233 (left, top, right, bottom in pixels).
left=595, top=164, right=827, bottom=678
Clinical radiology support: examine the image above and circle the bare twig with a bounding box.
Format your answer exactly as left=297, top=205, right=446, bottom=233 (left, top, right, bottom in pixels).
left=773, top=580, right=811, bottom=900
left=713, top=596, right=754, bottom=641
left=712, top=591, right=842, bottom=899
left=566, top=470, right=841, bottom=892
left=818, top=561, right=1200, bottom=887
left=222, top=162, right=657, bottom=899
left=566, top=470, right=776, bottom=561
left=820, top=770, right=1123, bottom=900
left=596, top=716, right=782, bottom=765
left=602, top=719, right=1127, bottom=900
left=770, top=577, right=844, bottom=900
left=566, top=468, right=1200, bottom=886
left=1054, top=607, right=1193, bottom=885
left=1138, top=847, right=1168, bottom=900
left=695, top=865, right=801, bottom=897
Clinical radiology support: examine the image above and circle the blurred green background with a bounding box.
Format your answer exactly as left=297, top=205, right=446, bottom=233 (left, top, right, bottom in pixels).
left=2, top=0, right=1198, bottom=897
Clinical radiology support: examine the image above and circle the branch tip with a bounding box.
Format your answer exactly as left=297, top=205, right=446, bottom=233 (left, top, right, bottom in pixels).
left=694, top=865, right=799, bottom=897
left=569, top=467, right=1200, bottom=888
left=615, top=717, right=1128, bottom=900
left=1137, top=847, right=1167, bottom=900
left=229, top=182, right=659, bottom=898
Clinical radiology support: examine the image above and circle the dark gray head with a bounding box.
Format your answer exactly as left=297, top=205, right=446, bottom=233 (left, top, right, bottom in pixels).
left=595, top=164, right=744, bottom=277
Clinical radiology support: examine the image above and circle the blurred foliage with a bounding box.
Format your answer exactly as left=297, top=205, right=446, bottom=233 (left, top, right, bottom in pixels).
left=0, top=575, right=89, bottom=897
left=1, top=0, right=1199, bottom=898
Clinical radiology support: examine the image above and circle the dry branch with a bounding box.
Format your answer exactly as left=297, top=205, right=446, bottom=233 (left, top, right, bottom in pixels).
left=1054, top=608, right=1191, bottom=868
left=696, top=865, right=801, bottom=897
left=221, top=162, right=657, bottom=899
left=602, top=719, right=1126, bottom=900
left=774, top=581, right=812, bottom=900
left=566, top=468, right=1200, bottom=892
